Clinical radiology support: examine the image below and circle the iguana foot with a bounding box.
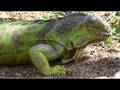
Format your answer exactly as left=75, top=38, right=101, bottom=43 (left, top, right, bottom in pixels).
left=42, top=65, right=66, bottom=76
left=42, top=65, right=72, bottom=76
left=50, top=65, right=66, bottom=76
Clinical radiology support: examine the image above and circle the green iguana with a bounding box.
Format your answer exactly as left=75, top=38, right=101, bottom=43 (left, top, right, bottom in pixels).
left=0, top=13, right=111, bottom=76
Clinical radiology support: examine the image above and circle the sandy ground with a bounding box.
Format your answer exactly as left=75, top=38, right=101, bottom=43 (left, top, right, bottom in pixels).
left=0, top=11, right=119, bottom=79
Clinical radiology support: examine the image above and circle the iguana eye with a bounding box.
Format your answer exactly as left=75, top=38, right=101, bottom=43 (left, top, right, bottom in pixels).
left=90, top=20, right=103, bottom=29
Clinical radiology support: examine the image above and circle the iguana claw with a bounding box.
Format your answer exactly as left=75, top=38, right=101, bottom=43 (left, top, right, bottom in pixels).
left=65, top=68, right=73, bottom=76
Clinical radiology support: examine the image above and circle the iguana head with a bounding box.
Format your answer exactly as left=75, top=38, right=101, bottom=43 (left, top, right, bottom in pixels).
left=85, top=15, right=112, bottom=41
left=69, top=14, right=112, bottom=48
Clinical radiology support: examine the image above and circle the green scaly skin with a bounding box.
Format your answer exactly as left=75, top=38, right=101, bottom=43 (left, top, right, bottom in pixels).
left=0, top=13, right=111, bottom=76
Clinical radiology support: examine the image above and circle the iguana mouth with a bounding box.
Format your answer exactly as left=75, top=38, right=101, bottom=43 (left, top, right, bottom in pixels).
left=97, top=29, right=111, bottom=41
left=101, top=31, right=111, bottom=36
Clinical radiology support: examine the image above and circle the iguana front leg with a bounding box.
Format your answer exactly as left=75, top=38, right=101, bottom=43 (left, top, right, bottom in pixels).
left=29, top=44, right=66, bottom=76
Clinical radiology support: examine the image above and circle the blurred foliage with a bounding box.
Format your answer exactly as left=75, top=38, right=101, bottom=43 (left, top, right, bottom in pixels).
left=112, top=28, right=120, bottom=37
left=116, top=11, right=120, bottom=16
left=104, top=37, right=113, bottom=45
